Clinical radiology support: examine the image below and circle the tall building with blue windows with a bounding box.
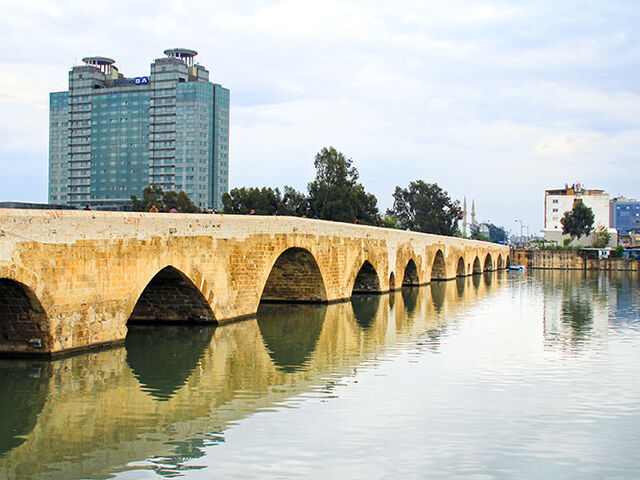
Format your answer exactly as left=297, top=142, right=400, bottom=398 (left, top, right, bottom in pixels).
left=610, top=197, right=640, bottom=236
left=48, top=48, right=229, bottom=210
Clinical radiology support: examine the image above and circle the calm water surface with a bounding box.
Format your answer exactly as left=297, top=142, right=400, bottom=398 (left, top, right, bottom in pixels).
left=1, top=271, right=639, bottom=479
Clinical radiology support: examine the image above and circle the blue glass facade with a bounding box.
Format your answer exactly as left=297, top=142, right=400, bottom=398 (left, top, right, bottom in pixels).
left=89, top=90, right=151, bottom=204
left=48, top=49, right=229, bottom=210
left=611, top=201, right=640, bottom=235
left=48, top=92, right=69, bottom=204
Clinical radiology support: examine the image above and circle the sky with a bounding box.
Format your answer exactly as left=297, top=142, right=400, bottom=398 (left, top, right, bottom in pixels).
left=1, top=0, right=639, bottom=235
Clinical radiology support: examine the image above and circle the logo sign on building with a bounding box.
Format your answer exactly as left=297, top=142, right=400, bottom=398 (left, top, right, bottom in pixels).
left=114, top=76, right=150, bottom=86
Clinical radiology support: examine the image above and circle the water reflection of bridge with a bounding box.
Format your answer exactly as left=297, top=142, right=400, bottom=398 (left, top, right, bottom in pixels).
left=0, top=273, right=506, bottom=480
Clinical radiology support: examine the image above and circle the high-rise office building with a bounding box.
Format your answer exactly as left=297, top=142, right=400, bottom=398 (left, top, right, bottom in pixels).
left=49, top=48, right=229, bottom=210
left=610, top=196, right=640, bottom=236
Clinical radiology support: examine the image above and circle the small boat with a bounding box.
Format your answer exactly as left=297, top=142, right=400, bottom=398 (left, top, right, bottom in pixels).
left=509, top=264, right=527, bottom=271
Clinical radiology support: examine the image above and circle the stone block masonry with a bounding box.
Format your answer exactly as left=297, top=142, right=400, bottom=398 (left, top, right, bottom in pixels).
left=0, top=209, right=510, bottom=356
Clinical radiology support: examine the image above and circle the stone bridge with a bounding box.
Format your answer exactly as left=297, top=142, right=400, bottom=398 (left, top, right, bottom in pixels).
left=0, top=209, right=510, bottom=355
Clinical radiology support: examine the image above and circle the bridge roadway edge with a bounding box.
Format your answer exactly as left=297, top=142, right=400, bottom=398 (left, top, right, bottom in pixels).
left=0, top=209, right=510, bottom=356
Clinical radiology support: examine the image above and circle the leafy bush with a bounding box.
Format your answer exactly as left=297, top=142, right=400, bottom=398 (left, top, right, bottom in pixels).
left=610, top=245, right=625, bottom=258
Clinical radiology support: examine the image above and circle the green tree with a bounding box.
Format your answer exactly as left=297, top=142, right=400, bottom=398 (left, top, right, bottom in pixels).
left=560, top=200, right=594, bottom=240
left=470, top=230, right=491, bottom=242
left=163, top=190, right=201, bottom=213
left=380, top=214, right=401, bottom=229
left=307, top=147, right=379, bottom=224
left=222, top=185, right=310, bottom=216
left=592, top=225, right=611, bottom=248
left=387, top=180, right=462, bottom=236
left=131, top=185, right=200, bottom=213
left=222, top=187, right=283, bottom=215
left=131, top=185, right=164, bottom=211
left=610, top=245, right=625, bottom=258
left=486, top=223, right=507, bottom=244
left=281, top=186, right=309, bottom=217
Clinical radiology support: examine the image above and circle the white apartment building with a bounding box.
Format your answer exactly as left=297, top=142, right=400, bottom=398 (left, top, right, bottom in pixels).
left=543, top=183, right=617, bottom=246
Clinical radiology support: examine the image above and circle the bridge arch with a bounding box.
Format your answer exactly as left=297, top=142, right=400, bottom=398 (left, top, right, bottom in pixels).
left=497, top=254, right=504, bottom=270
left=472, top=256, right=482, bottom=274
left=431, top=250, right=447, bottom=280
left=506, top=255, right=511, bottom=267
left=128, top=265, right=216, bottom=324
left=352, top=260, right=382, bottom=294
left=456, top=257, right=466, bottom=277
left=402, top=259, right=420, bottom=286
left=389, top=272, right=396, bottom=291
left=484, top=253, right=493, bottom=272
left=260, top=247, right=327, bottom=302
left=126, top=324, right=215, bottom=400
left=0, top=278, right=51, bottom=354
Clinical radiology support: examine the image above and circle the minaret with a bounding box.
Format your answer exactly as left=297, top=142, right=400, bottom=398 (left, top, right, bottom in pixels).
left=463, top=197, right=468, bottom=236
left=471, top=200, right=476, bottom=227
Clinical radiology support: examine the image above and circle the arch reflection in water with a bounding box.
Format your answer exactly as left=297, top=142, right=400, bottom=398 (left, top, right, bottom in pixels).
left=350, top=294, right=382, bottom=331
left=125, top=324, right=216, bottom=400
left=401, top=286, right=420, bottom=318
left=430, top=281, right=447, bottom=312
left=257, top=303, right=327, bottom=372
left=0, top=360, right=50, bottom=455
left=0, top=274, right=504, bottom=480
left=472, top=272, right=482, bottom=290
left=456, top=257, right=466, bottom=277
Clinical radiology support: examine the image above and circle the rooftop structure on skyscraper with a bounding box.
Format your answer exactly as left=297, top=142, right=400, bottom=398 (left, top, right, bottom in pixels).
left=163, top=48, right=198, bottom=66
left=82, top=57, right=116, bottom=73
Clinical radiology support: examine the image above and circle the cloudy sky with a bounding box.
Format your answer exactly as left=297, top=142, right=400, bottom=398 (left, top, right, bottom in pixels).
left=2, top=0, right=639, bottom=234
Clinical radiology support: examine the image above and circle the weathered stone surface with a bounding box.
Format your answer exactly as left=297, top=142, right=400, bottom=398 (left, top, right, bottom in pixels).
left=0, top=209, right=510, bottom=355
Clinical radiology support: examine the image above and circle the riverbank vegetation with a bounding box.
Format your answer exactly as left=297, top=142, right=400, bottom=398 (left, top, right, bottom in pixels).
left=223, top=146, right=472, bottom=237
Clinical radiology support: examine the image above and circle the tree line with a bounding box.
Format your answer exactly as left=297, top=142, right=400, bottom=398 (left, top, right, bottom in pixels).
left=222, top=146, right=463, bottom=236
left=131, top=146, right=496, bottom=239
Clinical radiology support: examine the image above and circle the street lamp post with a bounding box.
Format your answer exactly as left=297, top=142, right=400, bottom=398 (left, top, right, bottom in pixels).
left=515, top=219, right=523, bottom=243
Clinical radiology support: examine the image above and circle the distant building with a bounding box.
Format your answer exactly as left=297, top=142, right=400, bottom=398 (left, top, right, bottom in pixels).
left=610, top=196, right=640, bottom=238
left=0, top=201, right=76, bottom=210
left=49, top=48, right=230, bottom=210
left=543, top=183, right=616, bottom=246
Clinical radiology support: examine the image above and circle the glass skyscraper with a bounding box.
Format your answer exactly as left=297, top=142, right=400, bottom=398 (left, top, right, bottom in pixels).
left=610, top=197, right=640, bottom=236
left=48, top=49, right=229, bottom=210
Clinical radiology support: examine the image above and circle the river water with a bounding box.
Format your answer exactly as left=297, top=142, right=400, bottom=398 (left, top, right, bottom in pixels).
left=1, top=270, right=639, bottom=479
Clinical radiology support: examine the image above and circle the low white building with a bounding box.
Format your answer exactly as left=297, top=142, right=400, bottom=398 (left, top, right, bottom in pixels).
left=543, top=183, right=617, bottom=246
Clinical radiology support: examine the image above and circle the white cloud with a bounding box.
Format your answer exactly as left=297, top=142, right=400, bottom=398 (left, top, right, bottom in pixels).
left=1, top=0, right=639, bottom=233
